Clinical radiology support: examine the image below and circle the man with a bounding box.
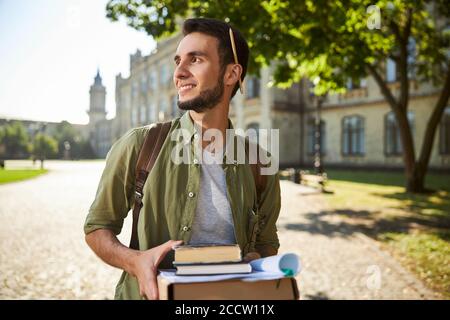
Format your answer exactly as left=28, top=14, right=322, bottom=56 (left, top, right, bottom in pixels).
left=84, top=18, right=281, bottom=300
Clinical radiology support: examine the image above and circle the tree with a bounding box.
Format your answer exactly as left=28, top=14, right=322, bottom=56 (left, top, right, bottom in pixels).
left=31, top=133, right=58, bottom=169
left=0, top=121, right=29, bottom=159
left=48, top=121, right=95, bottom=160
left=50, top=121, right=80, bottom=159
left=106, top=0, right=450, bottom=193
left=0, top=126, right=5, bottom=168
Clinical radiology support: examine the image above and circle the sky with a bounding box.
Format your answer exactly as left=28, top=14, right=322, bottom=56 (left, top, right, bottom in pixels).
left=0, top=0, right=156, bottom=124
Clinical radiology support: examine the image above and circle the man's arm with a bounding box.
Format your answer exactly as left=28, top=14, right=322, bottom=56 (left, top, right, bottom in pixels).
left=85, top=229, right=182, bottom=300
left=255, top=244, right=278, bottom=257
left=254, top=171, right=281, bottom=257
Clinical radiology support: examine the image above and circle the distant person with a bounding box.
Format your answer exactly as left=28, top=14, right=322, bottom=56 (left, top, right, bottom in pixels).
left=84, top=18, right=281, bottom=300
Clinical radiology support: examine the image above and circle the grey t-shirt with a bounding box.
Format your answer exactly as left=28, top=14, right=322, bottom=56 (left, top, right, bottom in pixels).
left=189, top=147, right=237, bottom=245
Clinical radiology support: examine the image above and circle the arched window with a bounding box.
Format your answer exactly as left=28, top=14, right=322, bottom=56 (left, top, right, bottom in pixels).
left=159, top=64, right=170, bottom=86
left=440, top=107, right=450, bottom=155
left=131, top=107, right=138, bottom=127
left=386, top=58, right=398, bottom=82
left=342, top=115, right=365, bottom=156
left=139, top=105, right=146, bottom=124
left=147, top=102, right=156, bottom=123
left=385, top=111, right=414, bottom=156
left=307, top=118, right=326, bottom=155
left=148, top=70, right=157, bottom=91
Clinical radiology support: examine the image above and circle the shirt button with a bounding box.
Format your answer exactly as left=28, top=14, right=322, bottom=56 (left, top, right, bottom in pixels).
left=188, top=192, right=195, bottom=198
left=194, top=133, right=199, bottom=140
left=193, top=159, right=198, bottom=164
left=182, top=226, right=190, bottom=232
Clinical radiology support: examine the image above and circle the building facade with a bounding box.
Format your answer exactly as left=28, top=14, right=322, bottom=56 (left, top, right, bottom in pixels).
left=90, top=33, right=303, bottom=166
left=302, top=72, right=450, bottom=170
left=87, top=33, right=449, bottom=170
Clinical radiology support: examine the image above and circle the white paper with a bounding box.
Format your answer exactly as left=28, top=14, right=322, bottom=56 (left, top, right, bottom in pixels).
left=250, top=253, right=301, bottom=275
left=159, top=253, right=301, bottom=284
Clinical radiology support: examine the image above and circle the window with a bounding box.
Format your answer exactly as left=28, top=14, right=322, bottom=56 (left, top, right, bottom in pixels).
left=148, top=71, right=157, bottom=91
left=171, top=95, right=179, bottom=118
left=131, top=107, right=138, bottom=127
left=159, top=98, right=168, bottom=121
left=346, top=78, right=361, bottom=90
left=407, top=37, right=416, bottom=79
left=140, top=75, right=147, bottom=93
left=159, top=64, right=170, bottom=86
left=148, top=102, right=156, bottom=123
left=307, top=119, right=326, bottom=155
left=246, top=77, right=260, bottom=99
left=385, top=111, right=415, bottom=156
left=386, top=58, right=398, bottom=82
left=360, top=78, right=367, bottom=87
left=140, top=105, right=146, bottom=124
left=440, top=107, right=450, bottom=155
left=342, top=115, right=365, bottom=156
left=132, top=83, right=138, bottom=98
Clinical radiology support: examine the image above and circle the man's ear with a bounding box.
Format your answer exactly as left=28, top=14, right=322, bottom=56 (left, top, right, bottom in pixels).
left=224, top=64, right=243, bottom=88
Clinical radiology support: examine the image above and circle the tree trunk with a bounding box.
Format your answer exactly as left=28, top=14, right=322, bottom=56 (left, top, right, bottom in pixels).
left=367, top=63, right=450, bottom=193
left=395, top=109, right=418, bottom=192
left=406, top=162, right=426, bottom=193
left=413, top=68, right=450, bottom=193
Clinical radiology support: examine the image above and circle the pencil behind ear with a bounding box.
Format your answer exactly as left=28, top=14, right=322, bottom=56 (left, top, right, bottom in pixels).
left=229, top=28, right=244, bottom=94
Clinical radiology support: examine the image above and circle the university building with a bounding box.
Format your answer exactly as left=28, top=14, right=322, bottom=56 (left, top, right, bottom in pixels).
left=87, top=33, right=450, bottom=170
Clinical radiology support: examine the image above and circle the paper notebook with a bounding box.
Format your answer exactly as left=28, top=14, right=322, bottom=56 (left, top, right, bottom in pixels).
left=160, top=253, right=301, bottom=283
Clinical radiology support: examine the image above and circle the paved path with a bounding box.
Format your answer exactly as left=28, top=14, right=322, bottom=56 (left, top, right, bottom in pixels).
left=278, top=181, right=440, bottom=299
left=0, top=160, right=129, bottom=299
left=0, top=161, right=440, bottom=299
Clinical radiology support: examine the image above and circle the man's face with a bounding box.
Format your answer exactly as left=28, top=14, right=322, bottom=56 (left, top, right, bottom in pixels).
left=173, top=32, right=225, bottom=112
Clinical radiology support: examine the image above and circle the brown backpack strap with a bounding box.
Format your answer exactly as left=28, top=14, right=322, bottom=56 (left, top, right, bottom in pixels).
left=130, top=121, right=172, bottom=250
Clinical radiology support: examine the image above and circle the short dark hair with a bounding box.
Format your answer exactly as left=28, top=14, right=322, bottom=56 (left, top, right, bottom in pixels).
left=182, top=18, right=249, bottom=98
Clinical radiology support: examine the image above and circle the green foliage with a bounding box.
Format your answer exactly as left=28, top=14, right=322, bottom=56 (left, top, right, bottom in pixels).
left=107, top=1, right=449, bottom=192
left=31, top=133, right=58, bottom=160
left=1, top=121, right=94, bottom=160
left=323, top=169, right=450, bottom=297
left=50, top=121, right=87, bottom=159
left=380, top=231, right=450, bottom=298
left=0, top=169, right=48, bottom=184
left=106, top=0, right=449, bottom=95
left=0, top=121, right=29, bottom=158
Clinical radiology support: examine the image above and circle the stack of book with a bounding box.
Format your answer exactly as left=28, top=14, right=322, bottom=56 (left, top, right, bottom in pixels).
left=173, top=244, right=252, bottom=275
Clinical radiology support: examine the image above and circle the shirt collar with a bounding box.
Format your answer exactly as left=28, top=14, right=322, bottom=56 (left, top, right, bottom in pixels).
left=178, top=111, right=240, bottom=166
left=179, top=110, right=235, bottom=144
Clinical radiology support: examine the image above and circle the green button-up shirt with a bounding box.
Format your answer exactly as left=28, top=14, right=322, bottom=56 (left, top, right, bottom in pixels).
left=84, top=112, right=281, bottom=299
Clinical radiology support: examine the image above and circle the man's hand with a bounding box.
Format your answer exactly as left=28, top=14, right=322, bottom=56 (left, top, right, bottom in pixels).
left=129, top=239, right=183, bottom=300
left=243, top=245, right=278, bottom=262
left=243, top=251, right=261, bottom=262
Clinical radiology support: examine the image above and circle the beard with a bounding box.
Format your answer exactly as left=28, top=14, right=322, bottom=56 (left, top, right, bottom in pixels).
left=177, top=74, right=224, bottom=113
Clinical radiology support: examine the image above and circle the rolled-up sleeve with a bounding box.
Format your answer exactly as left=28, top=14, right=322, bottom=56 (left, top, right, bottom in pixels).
left=83, top=128, right=144, bottom=235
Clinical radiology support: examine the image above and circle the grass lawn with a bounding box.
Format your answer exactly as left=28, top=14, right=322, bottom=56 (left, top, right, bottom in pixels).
left=323, top=169, right=450, bottom=299
left=0, top=169, right=48, bottom=184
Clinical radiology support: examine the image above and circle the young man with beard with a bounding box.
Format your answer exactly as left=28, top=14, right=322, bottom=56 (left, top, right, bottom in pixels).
left=84, top=18, right=281, bottom=300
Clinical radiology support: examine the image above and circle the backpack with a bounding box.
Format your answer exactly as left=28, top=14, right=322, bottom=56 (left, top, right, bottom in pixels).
left=129, top=121, right=267, bottom=253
